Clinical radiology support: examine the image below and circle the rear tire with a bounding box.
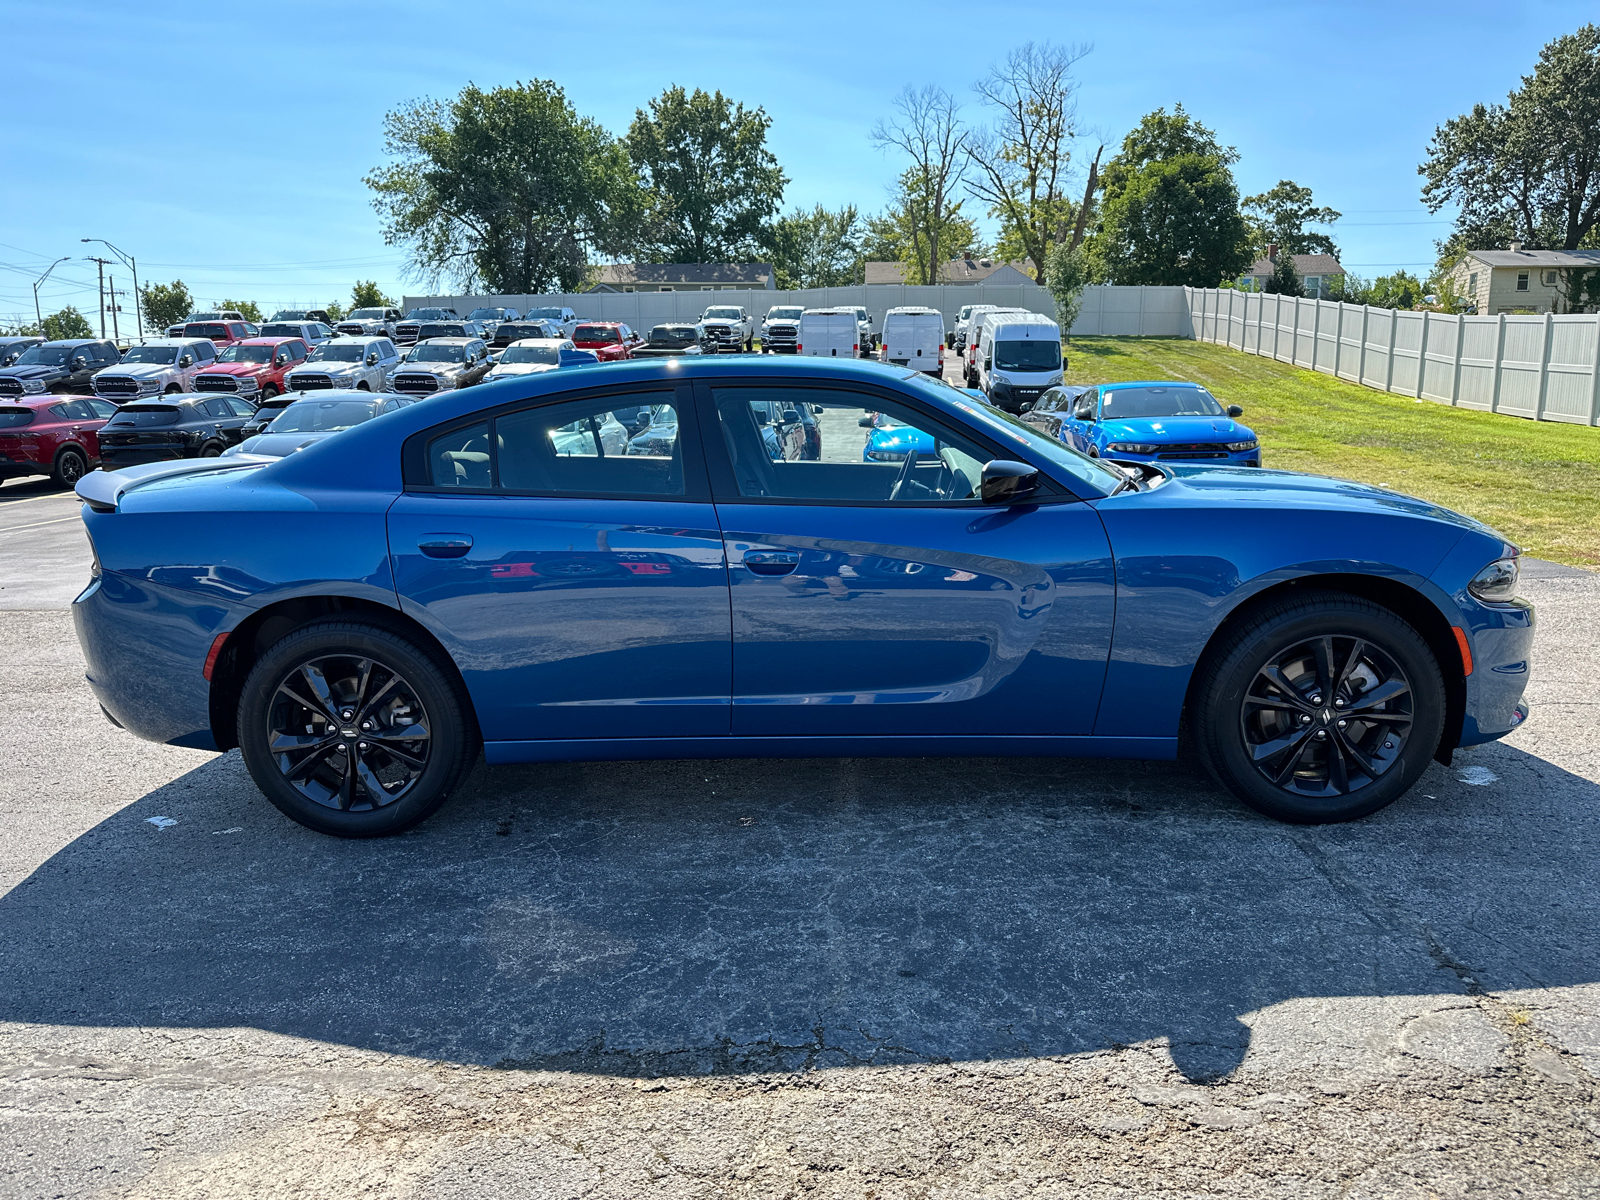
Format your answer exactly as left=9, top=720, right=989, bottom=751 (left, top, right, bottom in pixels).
left=237, top=619, right=480, bottom=837
left=1191, top=592, right=1446, bottom=824
left=261, top=385, right=280, bottom=401
left=200, top=443, right=223, bottom=457
left=51, top=447, right=87, bottom=487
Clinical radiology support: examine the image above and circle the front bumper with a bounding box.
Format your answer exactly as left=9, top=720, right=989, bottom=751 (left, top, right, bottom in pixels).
left=95, top=378, right=165, bottom=401
left=1455, top=595, right=1536, bottom=748
left=1100, top=446, right=1261, bottom=467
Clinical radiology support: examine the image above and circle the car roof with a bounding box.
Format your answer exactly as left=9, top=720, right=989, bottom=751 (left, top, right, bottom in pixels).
left=322, top=334, right=388, bottom=343
left=1099, top=380, right=1202, bottom=391
left=0, top=393, right=99, bottom=411
left=43, top=338, right=108, bottom=347
left=279, top=387, right=375, bottom=400
left=415, top=336, right=476, bottom=345
left=237, top=336, right=300, bottom=346
left=508, top=337, right=570, bottom=346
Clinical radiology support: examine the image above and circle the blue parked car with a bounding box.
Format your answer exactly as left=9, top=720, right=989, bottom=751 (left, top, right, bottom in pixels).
left=1022, top=380, right=1261, bottom=467
left=860, top=412, right=937, bottom=462
left=72, top=357, right=1532, bottom=837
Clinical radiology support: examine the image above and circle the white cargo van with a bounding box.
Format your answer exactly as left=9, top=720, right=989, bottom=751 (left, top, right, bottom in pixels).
left=798, top=308, right=859, bottom=359
left=974, top=312, right=1064, bottom=413
left=962, top=306, right=1028, bottom=383
left=879, top=306, right=945, bottom=374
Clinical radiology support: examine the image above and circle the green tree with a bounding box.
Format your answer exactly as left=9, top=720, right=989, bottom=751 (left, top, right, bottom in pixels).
left=324, top=301, right=347, bottom=323
left=139, top=280, right=192, bottom=333
left=1088, top=107, right=1254, bottom=287
left=351, top=280, right=396, bottom=309
left=1422, top=24, right=1600, bottom=252
left=1261, top=250, right=1303, bottom=297
left=1043, top=242, right=1090, bottom=341
left=1366, top=271, right=1426, bottom=310
left=871, top=84, right=969, bottom=284
left=862, top=171, right=984, bottom=284
left=765, top=204, right=863, bottom=289
left=40, top=307, right=94, bottom=340
left=964, top=41, right=1089, bottom=285
left=219, top=299, right=263, bottom=323
left=627, top=86, right=786, bottom=263
left=366, top=80, right=639, bottom=294
left=1243, top=180, right=1341, bottom=258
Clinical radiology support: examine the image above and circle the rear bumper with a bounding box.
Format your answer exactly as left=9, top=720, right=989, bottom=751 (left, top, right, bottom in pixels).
left=0, top=457, right=49, bottom=478
left=99, top=445, right=194, bottom=468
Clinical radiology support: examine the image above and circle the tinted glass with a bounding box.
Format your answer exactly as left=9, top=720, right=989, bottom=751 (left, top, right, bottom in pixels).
left=500, top=344, right=561, bottom=365
left=14, top=345, right=74, bottom=366
left=186, top=324, right=229, bottom=340
left=120, top=345, right=179, bottom=364
left=217, top=344, right=274, bottom=363
left=59, top=399, right=97, bottom=420
left=704, top=307, right=743, bottom=320
left=307, top=343, right=365, bottom=362
left=573, top=325, right=620, bottom=343
left=407, top=344, right=466, bottom=363
left=649, top=326, right=697, bottom=340
left=712, top=387, right=989, bottom=504
left=0, top=408, right=34, bottom=428
left=417, top=323, right=465, bottom=339
left=427, top=422, right=492, bottom=488
left=993, top=339, right=1061, bottom=371
left=495, top=394, right=681, bottom=496
left=1099, top=386, right=1226, bottom=418
left=348, top=309, right=385, bottom=320
left=268, top=400, right=376, bottom=433
left=767, top=308, right=803, bottom=320
left=107, top=407, right=179, bottom=427
left=524, top=307, right=565, bottom=320
left=88, top=399, right=119, bottom=418
left=258, top=324, right=302, bottom=338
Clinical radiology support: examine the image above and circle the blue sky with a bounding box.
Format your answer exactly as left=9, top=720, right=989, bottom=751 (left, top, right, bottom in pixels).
left=0, top=0, right=1583, bottom=324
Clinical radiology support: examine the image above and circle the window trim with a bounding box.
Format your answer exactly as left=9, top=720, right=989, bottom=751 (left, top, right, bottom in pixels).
left=691, top=376, right=1079, bottom=509
left=401, top=381, right=708, bottom=502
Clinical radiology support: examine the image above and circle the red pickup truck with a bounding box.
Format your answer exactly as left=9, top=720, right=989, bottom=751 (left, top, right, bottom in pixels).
left=571, top=322, right=642, bottom=362
left=191, top=337, right=311, bottom=401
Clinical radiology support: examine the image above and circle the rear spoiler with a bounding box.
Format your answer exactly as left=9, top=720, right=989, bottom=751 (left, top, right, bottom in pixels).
left=75, top=456, right=273, bottom=513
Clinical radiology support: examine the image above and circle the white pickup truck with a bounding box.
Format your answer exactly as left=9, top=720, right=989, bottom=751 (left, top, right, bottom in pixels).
left=700, top=305, right=754, bottom=352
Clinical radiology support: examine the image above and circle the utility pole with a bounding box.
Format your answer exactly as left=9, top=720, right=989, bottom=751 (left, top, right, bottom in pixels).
left=87, top=256, right=112, bottom=337
left=81, top=239, right=143, bottom=340
left=107, top=275, right=123, bottom=341
left=32, top=257, right=71, bottom=332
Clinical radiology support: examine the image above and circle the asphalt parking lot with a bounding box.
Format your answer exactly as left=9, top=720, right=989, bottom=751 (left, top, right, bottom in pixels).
left=3, top=431, right=1600, bottom=1197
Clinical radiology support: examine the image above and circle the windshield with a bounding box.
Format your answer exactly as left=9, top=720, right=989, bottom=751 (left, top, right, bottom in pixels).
left=258, top=324, right=304, bottom=338
left=573, top=325, right=619, bottom=343
left=267, top=400, right=375, bottom=433
left=307, top=343, right=365, bottom=362
left=0, top=408, right=35, bottom=428
left=1100, top=385, right=1226, bottom=419
left=649, top=326, right=696, bottom=340
left=405, top=308, right=452, bottom=320
left=14, top=345, right=76, bottom=366
left=270, top=311, right=307, bottom=321
left=524, top=308, right=565, bottom=320
left=766, top=308, right=803, bottom=321
left=499, top=345, right=561, bottom=365
left=347, top=309, right=385, bottom=320
left=417, top=324, right=465, bottom=339
left=217, top=344, right=275, bottom=364
left=958, top=306, right=973, bottom=320
left=119, top=345, right=179, bottom=365
left=704, top=307, right=742, bottom=320
left=406, top=344, right=466, bottom=363
left=107, top=406, right=179, bottom=428
left=495, top=324, right=543, bottom=340
left=900, top=371, right=1124, bottom=497
left=467, top=308, right=506, bottom=320
left=994, top=339, right=1061, bottom=372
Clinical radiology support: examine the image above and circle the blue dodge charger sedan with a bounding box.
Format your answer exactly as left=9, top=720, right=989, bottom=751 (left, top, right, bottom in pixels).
left=72, top=356, right=1533, bottom=837
left=1024, top=380, right=1261, bottom=467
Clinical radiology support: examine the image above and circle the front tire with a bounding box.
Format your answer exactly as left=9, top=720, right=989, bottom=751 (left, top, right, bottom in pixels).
left=237, top=620, right=480, bottom=837
left=1191, top=592, right=1446, bottom=823
left=164, top=384, right=182, bottom=395
left=261, top=384, right=280, bottom=401
left=51, top=447, right=87, bottom=487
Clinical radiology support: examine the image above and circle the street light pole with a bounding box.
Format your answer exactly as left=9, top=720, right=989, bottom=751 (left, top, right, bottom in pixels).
left=32, top=257, right=70, bottom=332
left=81, top=239, right=143, bottom=340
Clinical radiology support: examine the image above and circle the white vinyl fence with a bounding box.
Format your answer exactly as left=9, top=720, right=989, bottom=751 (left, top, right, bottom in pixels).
left=1188, top=287, right=1600, bottom=427
left=403, top=284, right=1192, bottom=339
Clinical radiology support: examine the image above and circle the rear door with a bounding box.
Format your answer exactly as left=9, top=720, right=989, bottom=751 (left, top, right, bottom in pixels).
left=388, top=382, right=732, bottom=744
left=698, top=378, right=1115, bottom=739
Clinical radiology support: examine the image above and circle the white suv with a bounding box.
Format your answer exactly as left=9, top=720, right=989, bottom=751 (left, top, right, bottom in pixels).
left=283, top=336, right=401, bottom=393
left=92, top=338, right=217, bottom=401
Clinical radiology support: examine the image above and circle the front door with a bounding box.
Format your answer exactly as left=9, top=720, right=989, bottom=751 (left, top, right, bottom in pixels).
left=699, top=382, right=1116, bottom=739
left=389, top=385, right=731, bottom=743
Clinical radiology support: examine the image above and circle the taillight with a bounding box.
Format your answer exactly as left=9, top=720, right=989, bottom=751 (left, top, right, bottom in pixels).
left=796, top=343, right=802, bottom=352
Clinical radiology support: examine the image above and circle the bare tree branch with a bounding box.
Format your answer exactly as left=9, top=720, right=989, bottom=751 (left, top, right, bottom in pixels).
left=871, top=85, right=970, bottom=284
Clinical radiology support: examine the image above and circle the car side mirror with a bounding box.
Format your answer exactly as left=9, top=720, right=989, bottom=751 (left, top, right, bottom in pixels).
left=857, top=415, right=875, bottom=428
left=984, top=356, right=992, bottom=370
left=71, top=356, right=87, bottom=370
left=813, top=405, right=824, bottom=415
left=1227, top=404, right=1243, bottom=417
left=780, top=408, right=801, bottom=424
left=179, top=355, right=193, bottom=367
left=1074, top=403, right=1095, bottom=421
left=979, top=460, right=1040, bottom=505
left=367, top=354, right=378, bottom=365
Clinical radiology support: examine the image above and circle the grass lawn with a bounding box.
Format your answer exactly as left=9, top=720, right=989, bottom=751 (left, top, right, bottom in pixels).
left=1064, top=336, right=1600, bottom=568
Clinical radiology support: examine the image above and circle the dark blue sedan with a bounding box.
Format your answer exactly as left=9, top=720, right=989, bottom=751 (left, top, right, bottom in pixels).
left=1024, top=380, right=1261, bottom=467
left=72, top=357, right=1532, bottom=837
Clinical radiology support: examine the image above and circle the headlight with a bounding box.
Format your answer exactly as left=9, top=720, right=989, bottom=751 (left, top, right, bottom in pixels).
left=1467, top=555, right=1520, bottom=603
left=23, top=380, right=45, bottom=393
left=1106, top=442, right=1158, bottom=454
left=1226, top=439, right=1259, bottom=451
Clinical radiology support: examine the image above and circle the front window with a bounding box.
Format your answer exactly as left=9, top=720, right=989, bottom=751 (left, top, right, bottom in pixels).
left=186, top=324, right=228, bottom=339
left=649, top=326, right=697, bottom=341
left=270, top=311, right=307, bottom=321
left=1099, top=385, right=1225, bottom=419
left=993, top=339, right=1062, bottom=372
left=347, top=308, right=385, bottom=320
left=574, top=325, right=620, bottom=343
left=703, top=307, right=743, bottom=320
left=467, top=308, right=505, bottom=321
left=119, top=345, right=179, bottom=365
left=258, top=324, right=303, bottom=338
left=267, top=400, right=377, bottom=433
left=499, top=344, right=561, bottom=365
left=767, top=308, right=803, bottom=321
left=406, top=344, right=466, bottom=363
left=525, top=308, right=566, bottom=320
left=14, top=345, right=75, bottom=366
left=307, top=343, right=366, bottom=362
left=0, top=408, right=35, bottom=429
left=217, top=344, right=275, bottom=364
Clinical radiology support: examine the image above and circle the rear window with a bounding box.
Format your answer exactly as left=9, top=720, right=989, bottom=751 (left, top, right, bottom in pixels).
left=186, top=323, right=228, bottom=339
left=0, top=408, right=35, bottom=429
left=107, top=406, right=180, bottom=427
left=573, top=325, right=620, bottom=343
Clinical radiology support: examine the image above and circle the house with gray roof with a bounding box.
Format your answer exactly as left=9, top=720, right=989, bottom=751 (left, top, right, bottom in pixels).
left=586, top=263, right=775, bottom=293
left=1237, top=246, right=1345, bottom=299
left=1444, top=246, right=1600, bottom=314
left=863, top=257, right=1036, bottom=286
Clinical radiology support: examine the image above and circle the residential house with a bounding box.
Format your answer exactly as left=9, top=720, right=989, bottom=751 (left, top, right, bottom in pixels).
left=586, top=263, right=775, bottom=293
left=1237, top=246, right=1344, bottom=299
left=1443, top=246, right=1600, bottom=314
left=863, top=257, right=1036, bottom=286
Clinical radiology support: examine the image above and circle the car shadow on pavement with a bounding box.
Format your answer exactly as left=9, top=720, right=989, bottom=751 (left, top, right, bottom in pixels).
left=1, top=740, right=1594, bottom=1084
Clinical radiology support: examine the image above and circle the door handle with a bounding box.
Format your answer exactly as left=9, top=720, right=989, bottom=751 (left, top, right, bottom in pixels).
left=418, top=534, right=473, bottom=559
left=744, top=550, right=799, bottom=576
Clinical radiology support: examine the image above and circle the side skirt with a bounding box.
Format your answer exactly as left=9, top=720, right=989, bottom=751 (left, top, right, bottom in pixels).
left=483, top=735, right=1178, bottom=766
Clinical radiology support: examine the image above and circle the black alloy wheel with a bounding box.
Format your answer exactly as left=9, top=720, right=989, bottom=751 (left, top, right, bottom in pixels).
left=238, top=620, right=479, bottom=836
left=51, top=447, right=87, bottom=486
left=200, top=443, right=222, bottom=457
left=1191, top=592, right=1445, bottom=823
